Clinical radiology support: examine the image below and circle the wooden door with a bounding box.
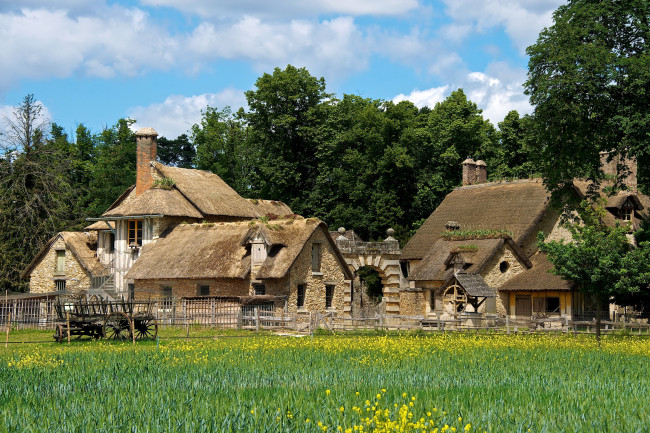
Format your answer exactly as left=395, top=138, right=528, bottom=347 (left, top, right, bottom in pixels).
left=515, top=295, right=532, bottom=318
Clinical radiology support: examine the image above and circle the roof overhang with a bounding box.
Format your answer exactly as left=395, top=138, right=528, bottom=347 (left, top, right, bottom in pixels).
left=86, top=215, right=164, bottom=221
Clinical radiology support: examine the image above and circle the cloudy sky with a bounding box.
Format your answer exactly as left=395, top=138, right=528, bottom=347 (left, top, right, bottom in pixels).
left=0, top=0, right=564, bottom=138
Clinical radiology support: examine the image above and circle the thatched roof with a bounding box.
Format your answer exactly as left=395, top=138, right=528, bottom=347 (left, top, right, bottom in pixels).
left=454, top=273, right=497, bottom=298
left=84, top=221, right=115, bottom=231
left=23, top=232, right=109, bottom=279
left=499, top=252, right=574, bottom=292
left=246, top=199, right=293, bottom=218
left=402, top=180, right=551, bottom=260
left=103, top=187, right=202, bottom=218
left=126, top=218, right=352, bottom=281
left=409, top=237, right=530, bottom=282
left=154, top=163, right=258, bottom=218
left=573, top=180, right=648, bottom=230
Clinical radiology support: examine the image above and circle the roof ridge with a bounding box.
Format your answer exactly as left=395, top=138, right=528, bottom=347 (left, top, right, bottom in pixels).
left=454, top=178, right=544, bottom=191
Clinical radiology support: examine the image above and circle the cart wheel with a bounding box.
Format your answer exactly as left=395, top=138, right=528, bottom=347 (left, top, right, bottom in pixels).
left=53, top=324, right=66, bottom=343
left=103, top=312, right=132, bottom=340
left=133, top=317, right=158, bottom=340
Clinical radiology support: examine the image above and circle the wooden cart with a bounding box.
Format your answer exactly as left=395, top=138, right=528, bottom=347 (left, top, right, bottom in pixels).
left=53, top=296, right=158, bottom=342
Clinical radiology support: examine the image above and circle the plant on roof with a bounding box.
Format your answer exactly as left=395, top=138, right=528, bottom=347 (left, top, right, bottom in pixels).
left=152, top=177, right=175, bottom=190
left=441, top=228, right=512, bottom=241
left=452, top=244, right=478, bottom=253
left=259, top=216, right=269, bottom=224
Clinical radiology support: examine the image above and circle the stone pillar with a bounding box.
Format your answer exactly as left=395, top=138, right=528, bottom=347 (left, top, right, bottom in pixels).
left=462, top=158, right=476, bottom=186
left=135, top=127, right=158, bottom=196
left=475, top=160, right=487, bottom=184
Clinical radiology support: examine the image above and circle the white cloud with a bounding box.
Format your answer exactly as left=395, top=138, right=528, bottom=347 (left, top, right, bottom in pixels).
left=0, top=6, right=177, bottom=91
left=128, top=89, right=247, bottom=138
left=440, top=0, right=563, bottom=53
left=185, top=16, right=369, bottom=80
left=392, top=63, right=532, bottom=126
left=139, top=0, right=419, bottom=18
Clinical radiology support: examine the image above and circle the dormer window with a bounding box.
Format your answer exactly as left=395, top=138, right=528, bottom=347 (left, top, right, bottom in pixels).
left=621, top=207, right=632, bottom=221
left=250, top=232, right=268, bottom=266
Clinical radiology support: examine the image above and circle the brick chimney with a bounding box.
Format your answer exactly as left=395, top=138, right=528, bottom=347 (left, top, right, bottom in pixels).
left=135, top=127, right=158, bottom=196
left=462, top=158, right=476, bottom=186
left=475, top=160, right=487, bottom=184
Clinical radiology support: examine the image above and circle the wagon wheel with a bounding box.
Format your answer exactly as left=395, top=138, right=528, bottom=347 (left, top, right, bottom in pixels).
left=133, top=316, right=158, bottom=340
left=443, top=284, right=467, bottom=315
left=53, top=324, right=66, bottom=343
left=103, top=312, right=132, bottom=340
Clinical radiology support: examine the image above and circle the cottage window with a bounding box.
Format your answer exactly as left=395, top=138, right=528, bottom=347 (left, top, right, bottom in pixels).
left=621, top=208, right=632, bottom=221
left=128, top=283, right=135, bottom=300
left=161, top=285, right=173, bottom=310
left=106, top=232, right=115, bottom=253
left=312, top=243, right=321, bottom=272
left=128, top=219, right=143, bottom=247
left=297, top=284, right=306, bottom=308
left=325, top=285, right=334, bottom=309
left=199, top=285, right=210, bottom=296
left=533, top=296, right=560, bottom=314
left=55, top=280, right=66, bottom=291
left=55, top=250, right=65, bottom=275
left=429, top=290, right=436, bottom=312
left=254, top=284, right=266, bottom=296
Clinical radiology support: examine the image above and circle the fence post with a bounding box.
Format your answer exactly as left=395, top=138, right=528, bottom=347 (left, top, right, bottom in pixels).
left=506, top=315, right=510, bottom=335
left=66, top=311, right=71, bottom=345
left=5, top=311, right=10, bottom=349
left=211, top=300, right=215, bottom=326
left=255, top=307, right=260, bottom=332
left=309, top=312, right=312, bottom=336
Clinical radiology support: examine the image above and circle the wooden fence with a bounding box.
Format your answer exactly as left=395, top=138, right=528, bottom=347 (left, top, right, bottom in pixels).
left=2, top=297, right=650, bottom=335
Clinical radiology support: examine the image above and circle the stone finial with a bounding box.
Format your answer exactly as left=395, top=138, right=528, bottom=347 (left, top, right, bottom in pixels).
left=386, top=228, right=395, bottom=237
left=338, top=227, right=346, bottom=235
left=336, top=227, right=347, bottom=241
left=384, top=228, right=397, bottom=242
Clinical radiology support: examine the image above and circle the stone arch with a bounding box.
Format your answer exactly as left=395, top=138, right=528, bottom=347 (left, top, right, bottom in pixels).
left=345, top=253, right=402, bottom=315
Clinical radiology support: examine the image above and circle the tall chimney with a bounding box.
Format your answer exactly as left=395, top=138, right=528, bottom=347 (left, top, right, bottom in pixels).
left=462, top=158, right=476, bottom=186
left=475, top=160, right=487, bottom=184
left=135, top=127, right=158, bottom=196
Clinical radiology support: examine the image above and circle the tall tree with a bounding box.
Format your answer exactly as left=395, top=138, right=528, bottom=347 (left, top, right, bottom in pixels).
left=0, top=97, right=76, bottom=291
left=525, top=0, right=650, bottom=197
left=158, top=134, right=196, bottom=169
left=482, top=110, right=536, bottom=180
left=245, top=65, right=330, bottom=214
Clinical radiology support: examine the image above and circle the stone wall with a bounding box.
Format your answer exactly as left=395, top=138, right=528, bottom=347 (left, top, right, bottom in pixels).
left=481, top=244, right=526, bottom=316
left=399, top=290, right=424, bottom=316
left=29, top=237, right=91, bottom=294
left=133, top=278, right=250, bottom=299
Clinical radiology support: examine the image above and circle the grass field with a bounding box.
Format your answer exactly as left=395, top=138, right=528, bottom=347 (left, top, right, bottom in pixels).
left=1, top=329, right=649, bottom=432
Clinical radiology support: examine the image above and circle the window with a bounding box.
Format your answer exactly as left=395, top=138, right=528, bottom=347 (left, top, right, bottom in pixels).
left=499, top=261, right=509, bottom=273
left=161, top=285, right=173, bottom=309
left=199, top=285, right=210, bottom=296
left=297, top=284, right=306, bottom=308
left=128, top=220, right=143, bottom=247
left=311, top=243, right=321, bottom=272
left=429, top=290, right=436, bottom=312
left=55, top=280, right=66, bottom=291
left=621, top=208, right=632, bottom=221
left=128, top=283, right=135, bottom=300
left=254, top=284, right=266, bottom=296
left=55, top=250, right=65, bottom=275
left=325, top=285, right=334, bottom=309
left=106, top=232, right=115, bottom=253
left=533, top=296, right=560, bottom=314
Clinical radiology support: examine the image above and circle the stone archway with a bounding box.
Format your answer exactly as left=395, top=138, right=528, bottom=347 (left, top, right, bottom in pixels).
left=333, top=228, right=403, bottom=317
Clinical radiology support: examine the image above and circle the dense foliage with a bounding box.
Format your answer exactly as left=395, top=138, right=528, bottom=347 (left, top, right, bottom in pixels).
left=2, top=332, right=650, bottom=432
left=525, top=0, right=650, bottom=197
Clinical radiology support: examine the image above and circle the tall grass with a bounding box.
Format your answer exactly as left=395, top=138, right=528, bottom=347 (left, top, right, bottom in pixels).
left=1, top=333, right=649, bottom=432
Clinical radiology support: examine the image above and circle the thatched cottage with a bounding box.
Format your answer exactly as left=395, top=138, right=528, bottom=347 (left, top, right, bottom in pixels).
left=400, top=157, right=648, bottom=320
left=125, top=218, right=353, bottom=315
left=24, top=127, right=352, bottom=316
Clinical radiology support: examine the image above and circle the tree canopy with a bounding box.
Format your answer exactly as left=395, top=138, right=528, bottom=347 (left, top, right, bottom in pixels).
left=525, top=0, right=650, bottom=198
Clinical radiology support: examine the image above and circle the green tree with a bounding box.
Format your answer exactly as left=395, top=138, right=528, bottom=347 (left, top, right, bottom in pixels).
left=86, top=119, right=136, bottom=217
left=158, top=134, right=196, bottom=169
left=538, top=203, right=650, bottom=339
left=0, top=96, right=77, bottom=291
left=245, top=65, right=331, bottom=214
left=482, top=110, right=536, bottom=180
left=192, top=107, right=253, bottom=195
left=525, top=0, right=650, bottom=197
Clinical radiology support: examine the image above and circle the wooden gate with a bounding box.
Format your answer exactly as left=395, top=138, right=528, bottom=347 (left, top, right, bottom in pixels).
left=515, top=296, right=532, bottom=318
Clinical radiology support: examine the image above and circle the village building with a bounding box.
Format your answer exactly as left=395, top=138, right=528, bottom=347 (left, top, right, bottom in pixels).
left=400, top=156, right=648, bottom=320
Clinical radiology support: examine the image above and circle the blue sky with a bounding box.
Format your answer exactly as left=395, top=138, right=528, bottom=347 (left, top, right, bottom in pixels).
left=0, top=0, right=565, bottom=139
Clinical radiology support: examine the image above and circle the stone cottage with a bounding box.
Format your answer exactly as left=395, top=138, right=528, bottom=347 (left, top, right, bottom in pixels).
left=400, top=157, right=648, bottom=320
left=124, top=217, right=353, bottom=316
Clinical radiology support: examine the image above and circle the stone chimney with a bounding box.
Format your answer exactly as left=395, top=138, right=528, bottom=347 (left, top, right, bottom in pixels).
left=600, top=151, right=637, bottom=190
left=462, top=158, right=476, bottom=186
left=475, top=160, right=487, bottom=184
left=135, top=127, right=158, bottom=196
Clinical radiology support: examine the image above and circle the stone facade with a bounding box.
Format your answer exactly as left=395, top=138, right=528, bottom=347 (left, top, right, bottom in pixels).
left=398, top=290, right=424, bottom=316
left=29, top=237, right=91, bottom=294
left=480, top=244, right=527, bottom=316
